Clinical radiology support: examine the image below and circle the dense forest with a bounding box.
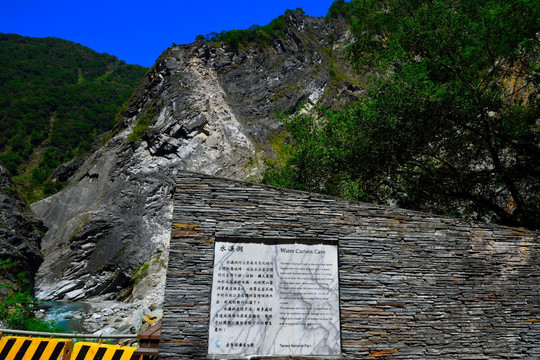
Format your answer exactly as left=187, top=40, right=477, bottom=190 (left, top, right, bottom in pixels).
left=0, top=34, right=147, bottom=201
left=263, top=0, right=540, bottom=229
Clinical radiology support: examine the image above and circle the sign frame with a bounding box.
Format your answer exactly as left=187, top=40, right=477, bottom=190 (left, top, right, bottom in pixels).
left=208, top=237, right=341, bottom=357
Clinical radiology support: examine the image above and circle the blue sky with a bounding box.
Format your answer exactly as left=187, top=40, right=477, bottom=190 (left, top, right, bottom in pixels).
left=0, top=0, right=337, bottom=67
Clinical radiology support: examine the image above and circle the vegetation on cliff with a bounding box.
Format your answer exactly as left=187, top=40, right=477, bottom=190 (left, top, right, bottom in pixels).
left=0, top=259, right=60, bottom=331
left=195, top=8, right=305, bottom=51
left=263, top=0, right=540, bottom=229
left=0, top=34, right=148, bottom=202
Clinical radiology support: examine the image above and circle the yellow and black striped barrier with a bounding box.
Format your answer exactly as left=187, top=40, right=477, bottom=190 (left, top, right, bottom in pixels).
left=72, top=342, right=137, bottom=360
left=0, top=336, right=72, bottom=360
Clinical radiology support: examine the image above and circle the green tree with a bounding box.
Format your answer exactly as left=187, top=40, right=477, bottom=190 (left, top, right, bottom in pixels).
left=264, top=0, right=540, bottom=229
left=326, top=0, right=352, bottom=20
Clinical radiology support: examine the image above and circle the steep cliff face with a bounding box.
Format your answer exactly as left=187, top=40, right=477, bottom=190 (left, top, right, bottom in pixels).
left=0, top=163, right=43, bottom=294
left=32, top=12, right=362, bottom=302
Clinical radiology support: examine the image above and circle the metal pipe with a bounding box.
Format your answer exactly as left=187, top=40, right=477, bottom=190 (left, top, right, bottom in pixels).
left=0, top=328, right=138, bottom=339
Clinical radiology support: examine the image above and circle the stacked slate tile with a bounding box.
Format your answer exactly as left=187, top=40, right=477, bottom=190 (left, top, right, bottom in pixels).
left=160, top=172, right=539, bottom=359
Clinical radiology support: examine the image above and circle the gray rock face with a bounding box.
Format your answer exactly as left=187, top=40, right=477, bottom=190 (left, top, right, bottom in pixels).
left=0, top=162, right=43, bottom=292
left=32, top=12, right=362, bottom=301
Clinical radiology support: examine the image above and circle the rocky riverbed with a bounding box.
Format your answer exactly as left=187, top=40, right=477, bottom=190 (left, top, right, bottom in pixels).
left=39, top=299, right=163, bottom=337
left=33, top=275, right=166, bottom=345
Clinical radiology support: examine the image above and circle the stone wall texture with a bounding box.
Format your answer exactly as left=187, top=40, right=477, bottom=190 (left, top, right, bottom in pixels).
left=160, top=172, right=539, bottom=359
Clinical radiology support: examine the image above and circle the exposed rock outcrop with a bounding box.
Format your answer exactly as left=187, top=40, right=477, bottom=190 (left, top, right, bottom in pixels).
left=0, top=162, right=44, bottom=294
left=32, top=12, right=362, bottom=301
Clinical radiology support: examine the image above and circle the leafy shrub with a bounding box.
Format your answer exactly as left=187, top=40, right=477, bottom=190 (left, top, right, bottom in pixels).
left=0, top=288, right=62, bottom=331
left=0, top=259, right=63, bottom=332
left=126, top=99, right=161, bottom=143
left=195, top=9, right=304, bottom=50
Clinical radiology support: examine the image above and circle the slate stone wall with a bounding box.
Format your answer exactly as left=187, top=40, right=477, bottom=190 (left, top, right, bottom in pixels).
left=160, top=172, right=539, bottom=359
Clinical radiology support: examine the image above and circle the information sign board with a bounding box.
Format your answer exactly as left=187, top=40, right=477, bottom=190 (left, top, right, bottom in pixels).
left=208, top=239, right=340, bottom=356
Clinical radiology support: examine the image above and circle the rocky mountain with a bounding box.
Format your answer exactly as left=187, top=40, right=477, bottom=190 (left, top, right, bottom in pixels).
left=0, top=162, right=44, bottom=294
left=31, top=11, right=362, bottom=303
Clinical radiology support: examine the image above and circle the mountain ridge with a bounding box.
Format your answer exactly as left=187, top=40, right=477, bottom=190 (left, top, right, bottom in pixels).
left=31, top=10, right=363, bottom=303
left=0, top=33, right=148, bottom=202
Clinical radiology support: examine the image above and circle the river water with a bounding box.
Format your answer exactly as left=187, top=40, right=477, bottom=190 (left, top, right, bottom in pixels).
left=39, top=300, right=91, bottom=332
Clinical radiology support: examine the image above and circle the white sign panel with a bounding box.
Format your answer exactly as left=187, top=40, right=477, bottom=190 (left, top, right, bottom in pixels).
left=208, top=240, right=340, bottom=356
